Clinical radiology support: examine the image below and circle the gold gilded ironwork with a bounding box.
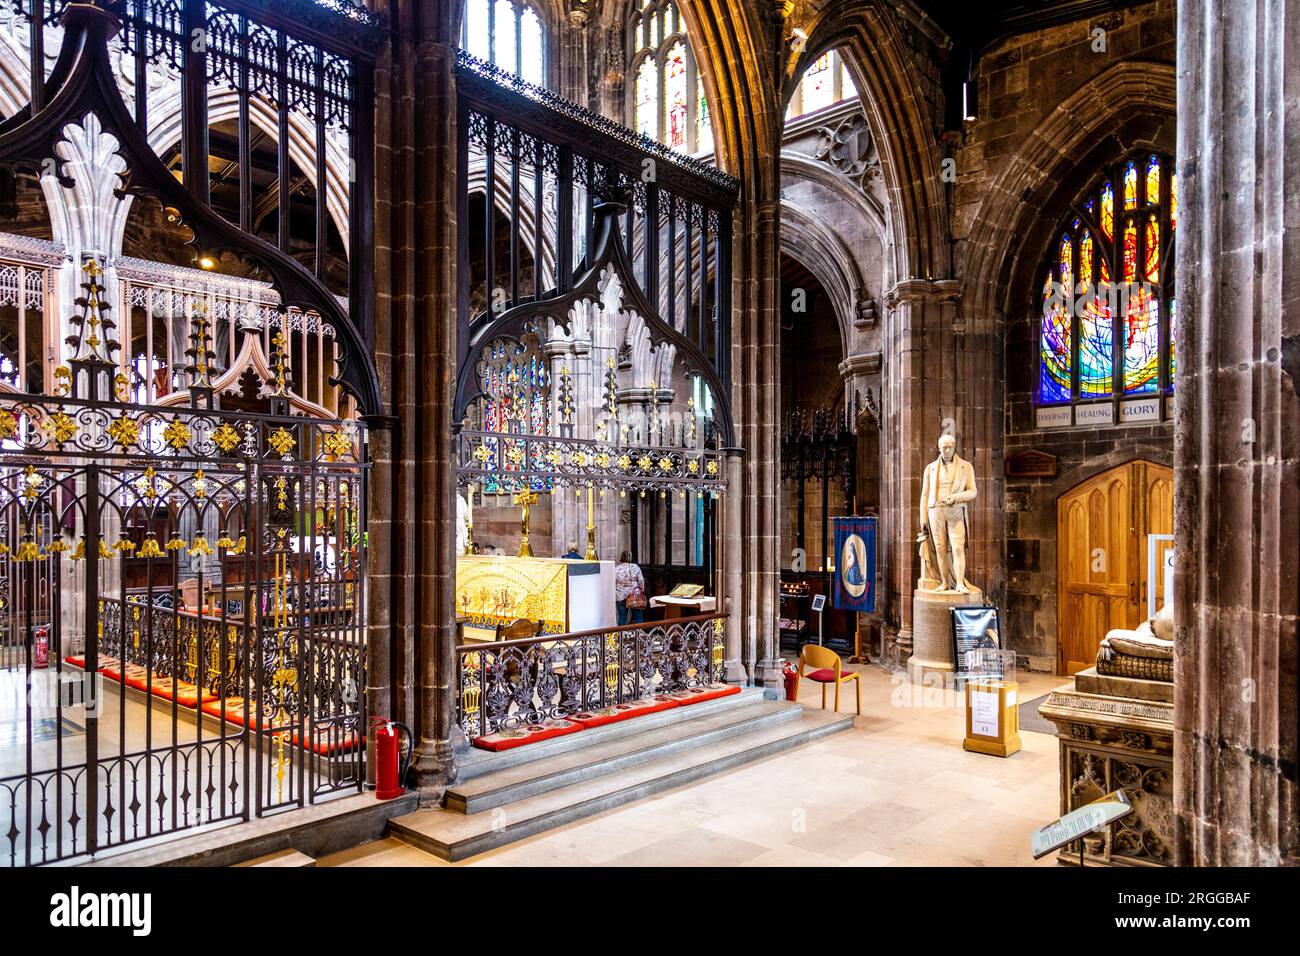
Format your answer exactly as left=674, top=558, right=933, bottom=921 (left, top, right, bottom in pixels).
left=268, top=426, right=295, bottom=456
left=212, top=422, right=242, bottom=453
left=162, top=418, right=191, bottom=450
left=585, top=483, right=598, bottom=560
left=107, top=414, right=141, bottom=449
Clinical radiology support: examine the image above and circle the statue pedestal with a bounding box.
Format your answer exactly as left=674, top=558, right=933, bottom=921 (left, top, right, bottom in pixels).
left=907, top=586, right=982, bottom=684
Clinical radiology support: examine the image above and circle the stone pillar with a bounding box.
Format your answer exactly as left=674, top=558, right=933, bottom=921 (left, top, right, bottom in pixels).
left=721, top=449, right=747, bottom=682
left=1172, top=0, right=1300, bottom=866
left=560, top=5, right=590, bottom=106
left=880, top=278, right=961, bottom=662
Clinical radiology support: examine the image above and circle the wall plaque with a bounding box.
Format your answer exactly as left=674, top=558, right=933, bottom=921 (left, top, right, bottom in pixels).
left=1005, top=449, right=1058, bottom=479
left=1120, top=397, right=1161, bottom=424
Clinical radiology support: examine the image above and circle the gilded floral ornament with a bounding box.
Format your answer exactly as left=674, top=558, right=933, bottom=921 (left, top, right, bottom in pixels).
left=162, top=418, right=191, bottom=450
left=570, top=451, right=588, bottom=467
left=545, top=449, right=563, bottom=467
left=617, top=454, right=631, bottom=470
left=473, top=444, right=493, bottom=464
left=637, top=455, right=652, bottom=471
left=657, top=456, right=673, bottom=472
left=20, top=465, right=42, bottom=504
left=323, top=429, right=352, bottom=460
left=212, top=423, right=242, bottom=453
left=267, top=426, right=296, bottom=456
left=0, top=408, right=18, bottom=441
left=107, top=414, right=141, bottom=449
left=706, top=459, right=719, bottom=476
left=43, top=411, right=78, bottom=445
left=595, top=452, right=610, bottom=468
left=687, top=458, right=699, bottom=474
left=507, top=446, right=524, bottom=465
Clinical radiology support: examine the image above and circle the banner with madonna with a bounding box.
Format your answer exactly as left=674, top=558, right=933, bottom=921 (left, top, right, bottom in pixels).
left=832, top=516, right=877, bottom=613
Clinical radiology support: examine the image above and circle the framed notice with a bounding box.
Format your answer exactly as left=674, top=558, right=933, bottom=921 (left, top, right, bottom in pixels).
left=949, top=605, right=1001, bottom=676
left=810, top=594, right=826, bottom=613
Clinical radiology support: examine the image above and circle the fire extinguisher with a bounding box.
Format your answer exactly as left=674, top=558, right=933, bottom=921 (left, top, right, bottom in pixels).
left=371, top=717, right=413, bottom=800
left=782, top=660, right=800, bottom=703
left=33, top=625, right=49, bottom=669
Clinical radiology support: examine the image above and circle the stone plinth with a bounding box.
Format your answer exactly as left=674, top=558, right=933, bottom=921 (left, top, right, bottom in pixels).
left=907, top=587, right=982, bottom=684
left=1038, top=683, right=1174, bottom=866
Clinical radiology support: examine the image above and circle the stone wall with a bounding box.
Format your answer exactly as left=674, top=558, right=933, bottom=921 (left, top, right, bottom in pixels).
left=948, top=0, right=1176, bottom=666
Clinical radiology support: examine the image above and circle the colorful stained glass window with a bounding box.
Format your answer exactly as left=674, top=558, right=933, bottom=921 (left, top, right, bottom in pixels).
left=1144, top=215, right=1160, bottom=282
left=1123, top=288, right=1160, bottom=394
left=1145, top=155, right=1160, bottom=205
left=664, top=42, right=689, bottom=149
left=1123, top=160, right=1138, bottom=209
left=478, top=335, right=552, bottom=494
left=1078, top=303, right=1114, bottom=399
left=628, top=2, right=713, bottom=155
left=1123, top=218, right=1137, bottom=282
left=1040, top=274, right=1072, bottom=403
left=1036, top=151, right=1176, bottom=406
left=460, top=1, right=546, bottom=85
left=1168, top=298, right=1177, bottom=382
left=1170, top=173, right=1177, bottom=232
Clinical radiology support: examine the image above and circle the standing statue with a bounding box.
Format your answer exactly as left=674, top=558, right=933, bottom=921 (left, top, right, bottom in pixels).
left=918, top=434, right=978, bottom=593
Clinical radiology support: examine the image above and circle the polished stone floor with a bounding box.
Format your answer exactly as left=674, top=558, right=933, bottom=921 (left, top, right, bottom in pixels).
left=319, top=662, right=1066, bottom=867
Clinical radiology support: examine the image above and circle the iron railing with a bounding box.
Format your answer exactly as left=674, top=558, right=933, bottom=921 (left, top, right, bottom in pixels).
left=456, top=612, right=727, bottom=738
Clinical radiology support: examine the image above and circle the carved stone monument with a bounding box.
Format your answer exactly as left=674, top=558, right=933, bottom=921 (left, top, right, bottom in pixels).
left=908, top=434, right=982, bottom=684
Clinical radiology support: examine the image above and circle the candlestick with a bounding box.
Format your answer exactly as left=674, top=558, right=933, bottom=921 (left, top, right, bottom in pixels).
left=585, top=483, right=598, bottom=560
left=464, top=482, right=476, bottom=555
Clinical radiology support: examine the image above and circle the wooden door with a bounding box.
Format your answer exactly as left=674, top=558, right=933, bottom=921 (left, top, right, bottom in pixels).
left=1056, top=461, right=1173, bottom=674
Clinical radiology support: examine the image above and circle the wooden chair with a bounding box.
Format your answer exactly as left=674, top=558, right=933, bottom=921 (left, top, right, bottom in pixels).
left=797, top=644, right=860, bottom=715
left=495, top=618, right=543, bottom=641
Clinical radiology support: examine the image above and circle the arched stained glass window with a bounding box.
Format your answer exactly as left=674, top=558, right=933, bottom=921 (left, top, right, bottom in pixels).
left=460, top=0, right=547, bottom=86
left=627, top=1, right=713, bottom=155
left=1037, top=150, right=1177, bottom=408
left=785, top=48, right=858, bottom=121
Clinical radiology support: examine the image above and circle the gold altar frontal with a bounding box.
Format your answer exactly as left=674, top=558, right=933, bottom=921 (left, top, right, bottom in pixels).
left=456, top=554, right=569, bottom=636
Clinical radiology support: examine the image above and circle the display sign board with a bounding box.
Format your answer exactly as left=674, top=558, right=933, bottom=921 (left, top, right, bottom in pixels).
left=949, top=605, right=1001, bottom=676
left=810, top=594, right=826, bottom=613
left=1031, top=790, right=1134, bottom=859
left=963, top=680, right=1022, bottom=757
left=831, top=516, right=876, bottom=612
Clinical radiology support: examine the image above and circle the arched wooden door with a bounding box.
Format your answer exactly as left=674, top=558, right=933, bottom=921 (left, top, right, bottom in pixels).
left=1056, top=461, right=1173, bottom=674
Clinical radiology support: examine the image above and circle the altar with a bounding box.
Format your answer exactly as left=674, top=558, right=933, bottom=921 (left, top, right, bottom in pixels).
left=456, top=554, right=616, bottom=641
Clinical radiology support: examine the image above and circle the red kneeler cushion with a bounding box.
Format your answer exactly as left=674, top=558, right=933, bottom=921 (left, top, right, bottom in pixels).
left=147, top=678, right=218, bottom=709
left=803, top=668, right=843, bottom=683
left=565, top=695, right=680, bottom=728
left=661, top=683, right=741, bottom=705
left=472, top=717, right=585, bottom=752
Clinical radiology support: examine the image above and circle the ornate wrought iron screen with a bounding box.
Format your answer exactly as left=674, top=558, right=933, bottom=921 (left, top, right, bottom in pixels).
left=457, top=613, right=726, bottom=738
left=0, top=1, right=379, bottom=866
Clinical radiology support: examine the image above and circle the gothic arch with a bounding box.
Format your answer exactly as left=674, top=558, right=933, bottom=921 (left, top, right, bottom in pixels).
left=789, top=2, right=952, bottom=281
left=778, top=201, right=859, bottom=359
left=961, top=59, right=1177, bottom=332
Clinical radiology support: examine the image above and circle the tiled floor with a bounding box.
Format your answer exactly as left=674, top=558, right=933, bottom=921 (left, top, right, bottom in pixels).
left=318, top=662, right=1068, bottom=867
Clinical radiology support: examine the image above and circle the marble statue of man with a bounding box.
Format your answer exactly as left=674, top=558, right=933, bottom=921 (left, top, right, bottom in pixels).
left=918, top=434, right=977, bottom=593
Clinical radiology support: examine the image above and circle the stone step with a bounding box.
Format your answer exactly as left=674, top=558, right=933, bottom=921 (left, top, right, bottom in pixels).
left=446, top=698, right=804, bottom=814
left=234, top=848, right=317, bottom=867
left=390, top=706, right=854, bottom=861
left=454, top=686, right=769, bottom=781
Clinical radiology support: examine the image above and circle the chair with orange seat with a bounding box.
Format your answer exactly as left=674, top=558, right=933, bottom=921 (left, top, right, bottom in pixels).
left=797, top=644, right=861, bottom=715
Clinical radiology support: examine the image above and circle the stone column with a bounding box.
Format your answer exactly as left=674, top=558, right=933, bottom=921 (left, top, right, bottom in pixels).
left=1172, top=0, right=1299, bottom=866
left=880, top=278, right=961, bottom=661
left=721, top=448, right=748, bottom=682
left=560, top=5, right=590, bottom=106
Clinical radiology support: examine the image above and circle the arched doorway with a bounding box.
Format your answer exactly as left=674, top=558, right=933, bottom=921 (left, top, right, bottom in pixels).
left=1056, top=460, right=1173, bottom=674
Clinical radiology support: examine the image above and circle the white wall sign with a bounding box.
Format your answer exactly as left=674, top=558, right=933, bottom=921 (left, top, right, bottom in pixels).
left=1120, top=398, right=1161, bottom=424
left=1074, top=403, right=1114, bottom=427
left=1036, top=405, right=1072, bottom=430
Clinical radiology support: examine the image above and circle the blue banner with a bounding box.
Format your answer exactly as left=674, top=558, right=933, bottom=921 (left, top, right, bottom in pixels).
left=832, top=516, right=877, bottom=612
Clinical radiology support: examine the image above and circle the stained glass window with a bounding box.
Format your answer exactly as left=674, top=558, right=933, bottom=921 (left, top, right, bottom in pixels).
left=786, top=48, right=859, bottom=121
left=628, top=2, right=713, bottom=155
left=1036, top=150, right=1177, bottom=408
left=460, top=0, right=547, bottom=86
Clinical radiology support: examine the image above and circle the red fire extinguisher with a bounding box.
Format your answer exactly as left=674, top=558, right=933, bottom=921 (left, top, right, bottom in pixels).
left=782, top=660, right=800, bottom=702
left=371, top=718, right=413, bottom=800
